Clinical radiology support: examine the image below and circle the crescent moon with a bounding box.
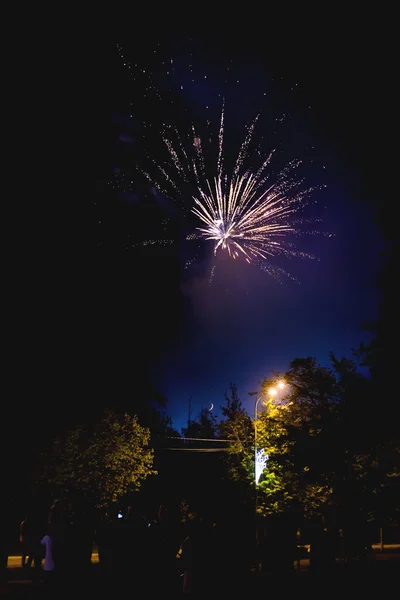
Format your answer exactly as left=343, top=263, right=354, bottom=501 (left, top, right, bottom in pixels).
left=209, top=403, right=214, bottom=411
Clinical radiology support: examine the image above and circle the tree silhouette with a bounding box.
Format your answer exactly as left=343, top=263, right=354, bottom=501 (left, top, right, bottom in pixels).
left=182, top=408, right=218, bottom=440
left=219, top=384, right=253, bottom=483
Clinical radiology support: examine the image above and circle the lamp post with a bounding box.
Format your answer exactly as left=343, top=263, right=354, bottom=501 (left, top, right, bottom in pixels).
left=254, top=380, right=285, bottom=540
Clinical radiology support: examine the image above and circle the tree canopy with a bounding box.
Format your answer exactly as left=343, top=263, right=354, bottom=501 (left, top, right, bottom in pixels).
left=219, top=356, right=399, bottom=524
left=43, top=409, right=156, bottom=507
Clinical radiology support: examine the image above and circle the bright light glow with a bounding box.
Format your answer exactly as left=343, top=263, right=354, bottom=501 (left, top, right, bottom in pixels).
left=255, top=449, right=268, bottom=485
left=277, top=381, right=285, bottom=389
left=269, top=387, right=277, bottom=396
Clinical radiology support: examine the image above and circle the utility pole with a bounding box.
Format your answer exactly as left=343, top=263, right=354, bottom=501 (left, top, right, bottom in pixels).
left=187, top=396, right=192, bottom=429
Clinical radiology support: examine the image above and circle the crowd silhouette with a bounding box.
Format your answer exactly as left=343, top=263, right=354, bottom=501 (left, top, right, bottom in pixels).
left=3, top=500, right=255, bottom=596
left=95, top=503, right=253, bottom=596
left=0, top=497, right=378, bottom=597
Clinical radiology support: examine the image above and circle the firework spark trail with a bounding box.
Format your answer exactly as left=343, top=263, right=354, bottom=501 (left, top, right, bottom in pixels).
left=233, top=114, right=259, bottom=177
left=132, top=239, right=175, bottom=247
left=173, top=127, right=190, bottom=166
left=209, top=265, right=216, bottom=286
left=258, top=260, right=299, bottom=284
left=141, top=154, right=181, bottom=195
left=192, top=125, right=206, bottom=178
left=140, top=169, right=168, bottom=197
left=184, top=256, right=197, bottom=270
left=163, top=136, right=187, bottom=182
left=217, top=101, right=225, bottom=178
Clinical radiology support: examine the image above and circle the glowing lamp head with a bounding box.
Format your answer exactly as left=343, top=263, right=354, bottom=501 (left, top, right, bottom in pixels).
left=277, top=381, right=285, bottom=389
left=268, top=387, right=277, bottom=397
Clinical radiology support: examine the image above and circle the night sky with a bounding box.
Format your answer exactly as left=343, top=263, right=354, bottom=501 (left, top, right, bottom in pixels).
left=5, top=20, right=392, bottom=476
left=93, top=30, right=383, bottom=431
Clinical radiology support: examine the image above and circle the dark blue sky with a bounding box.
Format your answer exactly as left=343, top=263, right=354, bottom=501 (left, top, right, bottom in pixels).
left=157, top=181, right=381, bottom=429
left=110, top=37, right=384, bottom=431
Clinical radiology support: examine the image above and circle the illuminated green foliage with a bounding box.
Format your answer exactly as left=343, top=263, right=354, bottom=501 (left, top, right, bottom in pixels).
left=46, top=409, right=156, bottom=507
left=220, top=356, right=399, bottom=521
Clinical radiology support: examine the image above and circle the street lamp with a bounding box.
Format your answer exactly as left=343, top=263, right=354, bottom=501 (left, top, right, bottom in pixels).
left=254, top=394, right=268, bottom=485
left=254, top=380, right=285, bottom=523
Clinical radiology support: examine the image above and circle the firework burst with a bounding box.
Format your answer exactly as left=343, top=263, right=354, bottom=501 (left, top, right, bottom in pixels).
left=139, top=103, right=323, bottom=282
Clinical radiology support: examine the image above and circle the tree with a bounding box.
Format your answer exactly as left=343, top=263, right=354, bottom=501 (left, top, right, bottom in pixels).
left=219, top=384, right=253, bottom=484
left=332, top=352, right=400, bottom=524
left=260, top=356, right=398, bottom=522
left=219, top=364, right=339, bottom=517
left=282, top=358, right=340, bottom=516
left=218, top=382, right=296, bottom=516
left=254, top=392, right=295, bottom=516
left=181, top=408, right=218, bottom=440
left=43, top=409, right=156, bottom=507
left=220, top=357, right=389, bottom=520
